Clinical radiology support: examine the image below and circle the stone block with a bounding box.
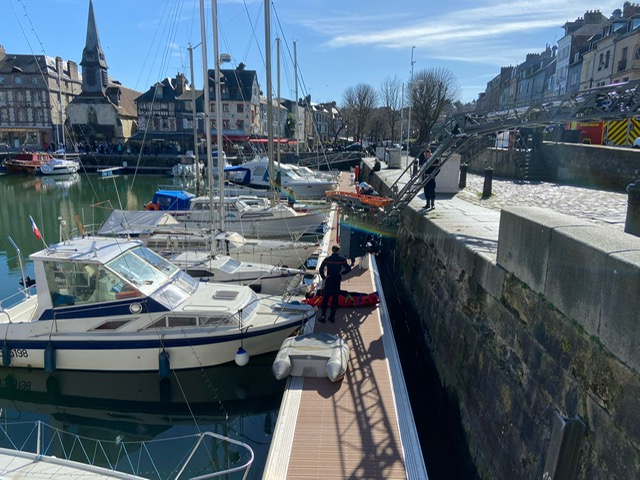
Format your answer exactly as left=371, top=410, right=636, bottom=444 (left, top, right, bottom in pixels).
left=473, top=252, right=505, bottom=300
left=545, top=225, right=640, bottom=339
left=497, top=207, right=592, bottom=293
left=599, top=250, right=640, bottom=374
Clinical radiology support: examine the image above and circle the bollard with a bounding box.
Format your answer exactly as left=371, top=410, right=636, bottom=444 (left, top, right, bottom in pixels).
left=482, top=166, right=493, bottom=198
left=459, top=163, right=468, bottom=189
left=624, top=180, right=640, bottom=237
left=412, top=159, right=418, bottom=177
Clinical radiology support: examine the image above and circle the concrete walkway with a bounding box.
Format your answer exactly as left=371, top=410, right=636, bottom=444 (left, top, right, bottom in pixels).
left=369, top=158, right=632, bottom=262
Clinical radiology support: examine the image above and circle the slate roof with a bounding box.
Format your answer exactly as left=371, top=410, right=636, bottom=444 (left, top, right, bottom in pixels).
left=135, top=77, right=181, bottom=102
left=210, top=68, right=257, bottom=102
left=0, top=53, right=77, bottom=82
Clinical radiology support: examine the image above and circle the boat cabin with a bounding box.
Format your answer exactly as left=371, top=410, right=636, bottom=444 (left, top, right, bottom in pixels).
left=148, top=190, right=195, bottom=210
left=31, top=238, right=194, bottom=316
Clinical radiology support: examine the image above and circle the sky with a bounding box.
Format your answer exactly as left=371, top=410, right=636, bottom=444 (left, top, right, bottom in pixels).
left=4, top=0, right=624, bottom=106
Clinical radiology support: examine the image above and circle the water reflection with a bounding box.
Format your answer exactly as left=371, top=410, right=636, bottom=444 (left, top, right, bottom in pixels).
left=0, top=173, right=162, bottom=300
left=0, top=353, right=283, bottom=478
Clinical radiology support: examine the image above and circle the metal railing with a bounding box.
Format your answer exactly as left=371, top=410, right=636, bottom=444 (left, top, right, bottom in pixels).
left=0, top=420, right=254, bottom=480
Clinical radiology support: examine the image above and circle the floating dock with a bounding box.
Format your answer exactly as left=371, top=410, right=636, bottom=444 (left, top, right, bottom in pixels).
left=263, top=171, right=427, bottom=479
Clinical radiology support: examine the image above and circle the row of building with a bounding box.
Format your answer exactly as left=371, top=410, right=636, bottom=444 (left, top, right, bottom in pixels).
left=476, top=3, right=640, bottom=110
left=0, top=0, right=341, bottom=155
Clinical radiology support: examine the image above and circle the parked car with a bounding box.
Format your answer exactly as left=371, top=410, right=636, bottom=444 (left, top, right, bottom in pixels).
left=345, top=142, right=363, bottom=152
left=633, top=137, right=640, bottom=148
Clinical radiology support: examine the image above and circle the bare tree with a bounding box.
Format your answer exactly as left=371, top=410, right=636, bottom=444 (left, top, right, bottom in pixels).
left=368, top=109, right=386, bottom=143
left=409, top=68, right=461, bottom=143
left=379, top=76, right=402, bottom=142
left=342, top=84, right=378, bottom=142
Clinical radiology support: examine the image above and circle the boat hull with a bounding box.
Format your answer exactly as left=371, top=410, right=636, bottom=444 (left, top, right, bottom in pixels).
left=0, top=313, right=305, bottom=372
left=170, top=210, right=326, bottom=239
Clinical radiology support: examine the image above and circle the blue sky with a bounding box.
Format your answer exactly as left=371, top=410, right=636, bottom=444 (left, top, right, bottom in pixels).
left=5, top=0, right=623, bottom=105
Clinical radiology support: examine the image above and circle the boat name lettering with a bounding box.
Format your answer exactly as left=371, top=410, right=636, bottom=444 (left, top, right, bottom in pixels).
left=1, top=379, right=31, bottom=391
left=10, top=349, right=28, bottom=358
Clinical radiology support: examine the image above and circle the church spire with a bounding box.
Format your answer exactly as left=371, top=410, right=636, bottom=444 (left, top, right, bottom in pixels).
left=80, top=0, right=108, bottom=95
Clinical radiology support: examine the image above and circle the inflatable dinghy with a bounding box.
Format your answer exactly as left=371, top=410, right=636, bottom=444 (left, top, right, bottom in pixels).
left=272, top=333, right=349, bottom=382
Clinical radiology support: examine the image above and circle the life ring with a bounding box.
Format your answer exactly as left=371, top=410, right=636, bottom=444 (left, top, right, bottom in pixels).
left=145, top=203, right=159, bottom=211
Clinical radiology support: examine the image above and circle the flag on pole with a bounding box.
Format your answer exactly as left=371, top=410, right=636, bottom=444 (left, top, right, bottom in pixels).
left=29, top=215, right=41, bottom=240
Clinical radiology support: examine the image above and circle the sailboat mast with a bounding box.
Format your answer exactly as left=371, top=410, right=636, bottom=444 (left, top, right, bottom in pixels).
left=294, top=41, right=299, bottom=158
left=212, top=0, right=225, bottom=231
left=264, top=0, right=275, bottom=206
left=188, top=43, right=201, bottom=197
left=56, top=67, right=63, bottom=149
left=276, top=36, right=281, bottom=172
left=199, top=0, right=216, bottom=250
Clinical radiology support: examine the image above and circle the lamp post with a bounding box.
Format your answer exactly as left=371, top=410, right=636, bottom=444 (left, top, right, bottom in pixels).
left=407, top=46, right=415, bottom=154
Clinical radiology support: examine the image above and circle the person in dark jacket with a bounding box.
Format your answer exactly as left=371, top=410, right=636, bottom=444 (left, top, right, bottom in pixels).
left=424, top=157, right=440, bottom=209
left=318, top=245, right=351, bottom=323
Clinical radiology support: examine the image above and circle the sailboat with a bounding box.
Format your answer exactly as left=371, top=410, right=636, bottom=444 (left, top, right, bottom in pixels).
left=40, top=63, right=81, bottom=175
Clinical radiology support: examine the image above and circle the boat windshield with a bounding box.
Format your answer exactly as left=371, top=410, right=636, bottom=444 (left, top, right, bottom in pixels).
left=217, top=257, right=241, bottom=273
left=107, top=246, right=179, bottom=296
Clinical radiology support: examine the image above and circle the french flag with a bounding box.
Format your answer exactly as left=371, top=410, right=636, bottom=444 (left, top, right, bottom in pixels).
left=29, top=215, right=41, bottom=240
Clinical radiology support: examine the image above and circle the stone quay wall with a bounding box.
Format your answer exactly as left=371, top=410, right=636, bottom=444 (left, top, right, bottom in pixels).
left=364, top=164, right=640, bottom=478
left=470, top=142, right=640, bottom=191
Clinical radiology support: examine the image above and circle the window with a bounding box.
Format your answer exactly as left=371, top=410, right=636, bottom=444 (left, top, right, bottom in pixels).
left=31, top=78, right=38, bottom=85
left=237, top=103, right=244, bottom=113
left=43, top=261, right=130, bottom=307
left=237, top=120, right=244, bottom=130
left=14, top=76, right=22, bottom=84
left=0, top=76, right=5, bottom=84
left=222, top=119, right=230, bottom=129
left=88, top=107, right=97, bottom=125
left=223, top=103, right=229, bottom=113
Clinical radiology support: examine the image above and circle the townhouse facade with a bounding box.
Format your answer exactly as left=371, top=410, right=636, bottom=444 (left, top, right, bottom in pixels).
left=0, top=45, right=81, bottom=150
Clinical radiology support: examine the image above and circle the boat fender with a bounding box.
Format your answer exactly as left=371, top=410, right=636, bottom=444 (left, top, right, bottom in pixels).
left=44, top=344, right=56, bottom=373
left=159, top=350, right=171, bottom=378
left=272, top=353, right=291, bottom=381
left=145, top=203, right=160, bottom=211
left=2, top=344, right=10, bottom=367
left=326, top=338, right=350, bottom=382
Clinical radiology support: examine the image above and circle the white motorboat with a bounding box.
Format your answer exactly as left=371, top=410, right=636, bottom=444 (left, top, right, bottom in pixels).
left=145, top=189, right=326, bottom=239
left=171, top=151, right=203, bottom=178
left=39, top=157, right=80, bottom=175
left=225, top=156, right=339, bottom=200
left=161, top=251, right=305, bottom=295
left=0, top=236, right=315, bottom=374
left=98, top=210, right=321, bottom=267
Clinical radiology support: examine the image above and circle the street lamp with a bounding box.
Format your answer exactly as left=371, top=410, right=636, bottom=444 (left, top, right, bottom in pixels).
left=407, top=46, right=415, bottom=154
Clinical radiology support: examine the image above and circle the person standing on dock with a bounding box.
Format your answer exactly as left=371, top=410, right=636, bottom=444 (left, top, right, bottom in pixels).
left=318, top=245, right=351, bottom=323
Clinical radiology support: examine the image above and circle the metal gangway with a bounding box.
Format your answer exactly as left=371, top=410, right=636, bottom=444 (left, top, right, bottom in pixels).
left=380, top=79, right=640, bottom=224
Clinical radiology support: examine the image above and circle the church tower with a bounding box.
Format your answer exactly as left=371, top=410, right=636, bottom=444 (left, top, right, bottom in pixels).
left=80, top=0, right=108, bottom=95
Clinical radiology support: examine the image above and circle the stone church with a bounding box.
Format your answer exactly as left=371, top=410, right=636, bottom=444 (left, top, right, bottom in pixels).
left=66, top=0, right=140, bottom=149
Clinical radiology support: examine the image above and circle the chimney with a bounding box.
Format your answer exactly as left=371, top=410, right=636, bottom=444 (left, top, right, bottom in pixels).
left=0, top=45, right=5, bottom=62
left=56, top=56, right=64, bottom=76
left=623, top=2, right=640, bottom=18
left=175, top=73, right=187, bottom=96
left=68, top=61, right=79, bottom=80
left=584, top=10, right=604, bottom=24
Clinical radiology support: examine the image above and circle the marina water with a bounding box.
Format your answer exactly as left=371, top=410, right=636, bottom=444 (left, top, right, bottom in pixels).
left=0, top=172, right=281, bottom=479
